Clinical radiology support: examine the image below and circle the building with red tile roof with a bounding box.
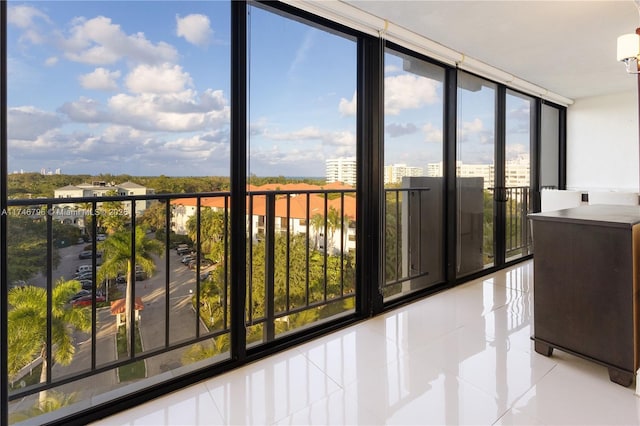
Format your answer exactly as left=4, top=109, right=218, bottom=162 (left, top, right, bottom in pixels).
left=170, top=183, right=356, bottom=254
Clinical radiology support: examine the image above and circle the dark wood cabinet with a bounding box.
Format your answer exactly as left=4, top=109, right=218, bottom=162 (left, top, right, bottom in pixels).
left=529, top=204, right=640, bottom=386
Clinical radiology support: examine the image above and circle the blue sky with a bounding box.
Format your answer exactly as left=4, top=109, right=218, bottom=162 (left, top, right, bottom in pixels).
left=7, top=1, right=530, bottom=178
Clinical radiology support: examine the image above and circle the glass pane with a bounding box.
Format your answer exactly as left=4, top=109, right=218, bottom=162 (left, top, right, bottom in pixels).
left=6, top=1, right=231, bottom=423
left=505, top=90, right=534, bottom=261
left=456, top=72, right=496, bottom=277
left=382, top=49, right=445, bottom=301
left=247, top=4, right=357, bottom=344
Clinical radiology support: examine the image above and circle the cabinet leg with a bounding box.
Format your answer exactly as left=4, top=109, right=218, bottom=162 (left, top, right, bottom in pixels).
left=608, top=368, right=634, bottom=387
left=534, top=341, right=553, bottom=357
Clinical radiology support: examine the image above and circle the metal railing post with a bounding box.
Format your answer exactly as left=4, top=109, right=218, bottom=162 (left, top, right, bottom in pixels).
left=264, top=193, right=276, bottom=342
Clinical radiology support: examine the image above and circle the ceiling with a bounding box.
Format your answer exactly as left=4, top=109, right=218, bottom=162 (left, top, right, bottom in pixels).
left=343, top=0, right=639, bottom=102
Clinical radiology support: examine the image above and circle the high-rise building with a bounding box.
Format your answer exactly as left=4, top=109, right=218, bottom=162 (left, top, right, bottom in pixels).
left=427, top=156, right=530, bottom=189
left=326, top=157, right=357, bottom=186
left=384, top=164, right=424, bottom=184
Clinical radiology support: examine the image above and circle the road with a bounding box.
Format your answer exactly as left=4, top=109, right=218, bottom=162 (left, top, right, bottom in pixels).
left=10, top=240, right=214, bottom=414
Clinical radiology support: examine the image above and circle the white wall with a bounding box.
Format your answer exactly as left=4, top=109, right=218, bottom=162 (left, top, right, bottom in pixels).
left=566, top=90, right=638, bottom=192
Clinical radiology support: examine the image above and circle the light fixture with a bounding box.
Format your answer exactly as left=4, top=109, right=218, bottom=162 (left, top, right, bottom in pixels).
left=617, top=32, right=640, bottom=74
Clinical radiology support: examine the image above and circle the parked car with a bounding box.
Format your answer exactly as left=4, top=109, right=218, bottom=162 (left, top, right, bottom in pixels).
left=69, top=289, right=91, bottom=302
left=181, top=254, right=195, bottom=264
left=188, top=258, right=214, bottom=270
left=177, top=246, right=193, bottom=256
left=76, top=264, right=92, bottom=274
left=135, top=265, right=147, bottom=281
left=96, top=234, right=107, bottom=241
left=78, top=250, right=102, bottom=259
left=78, top=250, right=92, bottom=259
left=78, top=279, right=93, bottom=290
left=10, top=280, right=26, bottom=289
left=71, top=294, right=106, bottom=307
left=75, top=271, right=93, bottom=281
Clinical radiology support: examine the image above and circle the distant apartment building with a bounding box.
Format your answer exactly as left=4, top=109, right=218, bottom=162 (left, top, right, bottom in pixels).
left=53, top=181, right=154, bottom=228
left=505, top=155, right=531, bottom=187
left=427, top=161, right=494, bottom=187
left=426, top=156, right=530, bottom=189
left=171, top=182, right=357, bottom=255
left=384, top=164, right=424, bottom=185
left=326, top=157, right=357, bottom=186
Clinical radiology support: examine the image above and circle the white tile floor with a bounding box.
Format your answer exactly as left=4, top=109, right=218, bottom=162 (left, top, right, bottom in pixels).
left=92, top=260, right=640, bottom=425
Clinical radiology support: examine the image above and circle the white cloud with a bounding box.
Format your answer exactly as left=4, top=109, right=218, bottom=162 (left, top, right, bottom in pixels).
left=386, top=122, right=418, bottom=138
left=62, top=16, right=178, bottom=65
left=458, top=118, right=493, bottom=146
left=58, top=97, right=111, bottom=123
left=79, top=67, right=121, bottom=91
left=461, top=118, right=484, bottom=134
left=267, top=126, right=322, bottom=141
left=45, top=56, right=58, bottom=66
left=288, top=30, right=315, bottom=77
left=385, top=74, right=439, bottom=115
left=8, top=5, right=52, bottom=45
left=422, top=123, right=443, bottom=143
left=58, top=86, right=230, bottom=133
left=126, top=63, right=192, bottom=94
left=176, top=14, right=213, bottom=47
left=506, top=143, right=527, bottom=161
left=8, top=107, right=63, bottom=140
left=9, top=124, right=231, bottom=176
left=259, top=125, right=355, bottom=160
left=339, top=92, right=357, bottom=117
left=107, top=90, right=230, bottom=132
left=8, top=5, right=50, bottom=29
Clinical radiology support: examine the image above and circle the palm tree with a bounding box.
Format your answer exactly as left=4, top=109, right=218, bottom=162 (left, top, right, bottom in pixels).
left=8, top=280, right=91, bottom=407
left=97, top=226, right=164, bottom=354
left=310, top=213, right=325, bottom=251
left=100, top=190, right=130, bottom=235
left=186, top=209, right=227, bottom=264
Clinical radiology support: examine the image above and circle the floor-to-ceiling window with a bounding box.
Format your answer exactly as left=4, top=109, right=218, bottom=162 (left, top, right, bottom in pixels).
left=456, top=71, right=496, bottom=277
left=246, top=4, right=358, bottom=344
left=382, top=47, right=445, bottom=301
left=1, top=1, right=566, bottom=423
left=5, top=2, right=232, bottom=424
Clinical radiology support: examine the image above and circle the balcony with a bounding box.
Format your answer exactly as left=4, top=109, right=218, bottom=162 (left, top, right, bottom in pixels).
left=5, top=183, right=533, bottom=424
left=5, top=188, right=357, bottom=424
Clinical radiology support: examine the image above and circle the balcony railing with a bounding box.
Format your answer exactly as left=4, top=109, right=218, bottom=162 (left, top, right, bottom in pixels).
left=4, top=184, right=531, bottom=424
left=5, top=188, right=356, bottom=424
left=503, top=186, right=533, bottom=260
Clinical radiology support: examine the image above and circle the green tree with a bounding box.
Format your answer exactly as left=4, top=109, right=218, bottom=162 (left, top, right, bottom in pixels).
left=100, top=190, right=129, bottom=234
left=97, top=227, right=164, bottom=353
left=186, top=209, right=228, bottom=264
left=138, top=200, right=167, bottom=232
left=7, top=215, right=60, bottom=284
left=310, top=213, right=325, bottom=250
left=8, top=280, right=90, bottom=407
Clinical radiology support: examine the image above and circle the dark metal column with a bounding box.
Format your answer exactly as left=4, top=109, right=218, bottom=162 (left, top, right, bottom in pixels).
left=357, top=36, right=384, bottom=316
left=230, top=0, right=248, bottom=361
left=494, top=85, right=507, bottom=267
left=444, top=68, right=458, bottom=283
left=2, top=2, right=9, bottom=424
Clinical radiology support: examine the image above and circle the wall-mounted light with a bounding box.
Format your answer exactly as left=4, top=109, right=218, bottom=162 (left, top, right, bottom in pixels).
left=617, top=32, right=640, bottom=74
